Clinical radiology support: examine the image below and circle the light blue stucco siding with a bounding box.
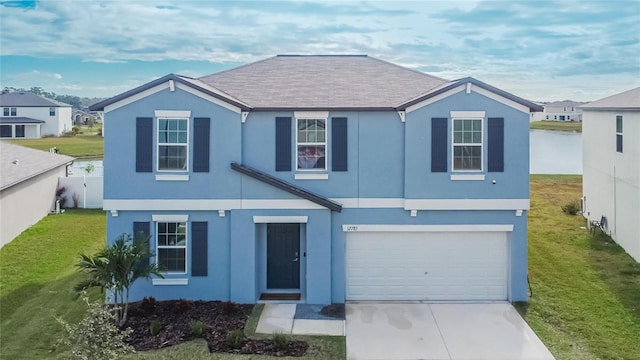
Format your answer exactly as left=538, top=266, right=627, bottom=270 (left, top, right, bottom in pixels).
left=103, top=87, right=242, bottom=200
left=106, top=210, right=231, bottom=302
left=330, top=208, right=529, bottom=303
left=405, top=91, right=530, bottom=199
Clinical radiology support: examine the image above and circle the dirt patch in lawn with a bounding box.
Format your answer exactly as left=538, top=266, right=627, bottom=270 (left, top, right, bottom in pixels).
left=126, top=299, right=308, bottom=357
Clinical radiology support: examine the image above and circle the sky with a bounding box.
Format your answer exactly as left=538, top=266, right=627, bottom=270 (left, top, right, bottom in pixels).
left=0, top=0, right=638, bottom=102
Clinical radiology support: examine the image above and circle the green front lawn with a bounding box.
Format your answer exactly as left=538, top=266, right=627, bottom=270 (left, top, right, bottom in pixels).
left=520, top=175, right=640, bottom=359
left=7, top=132, right=103, bottom=159
left=0, top=209, right=106, bottom=359
left=530, top=120, right=582, bottom=132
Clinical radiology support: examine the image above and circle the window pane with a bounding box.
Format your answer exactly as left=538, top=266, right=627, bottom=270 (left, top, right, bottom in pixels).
left=3, top=108, right=9, bottom=116
left=472, top=132, right=482, bottom=143
left=158, top=145, right=187, bottom=170
left=297, top=145, right=326, bottom=169
left=453, top=131, right=462, bottom=143
left=178, top=119, right=187, bottom=130
left=158, top=248, right=186, bottom=272
left=616, top=116, right=623, bottom=133
left=454, top=120, right=462, bottom=131
left=159, top=119, right=168, bottom=130
left=453, top=145, right=482, bottom=170
left=617, top=134, right=623, bottom=153
left=10, top=108, right=16, bottom=116
left=0, top=125, right=12, bottom=138
left=472, top=120, right=481, bottom=131
left=463, top=132, right=472, bottom=143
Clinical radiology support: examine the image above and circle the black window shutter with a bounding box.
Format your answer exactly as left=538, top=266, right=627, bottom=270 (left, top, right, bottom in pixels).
left=191, top=222, right=208, bottom=276
left=133, top=222, right=151, bottom=265
left=431, top=118, right=448, bottom=172
left=193, top=117, right=210, bottom=172
left=136, top=117, right=153, bottom=172
left=488, top=117, right=504, bottom=172
left=332, top=117, right=348, bottom=171
left=275, top=117, right=292, bottom=171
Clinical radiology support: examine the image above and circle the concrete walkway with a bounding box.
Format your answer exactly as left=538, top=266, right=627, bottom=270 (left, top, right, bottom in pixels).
left=255, top=304, right=345, bottom=336
left=346, top=302, right=555, bottom=360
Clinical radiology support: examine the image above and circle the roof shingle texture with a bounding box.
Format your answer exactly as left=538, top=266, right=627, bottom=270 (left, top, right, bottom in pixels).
left=0, top=92, right=72, bottom=107
left=0, top=142, right=74, bottom=190
left=581, top=87, right=640, bottom=109
left=199, top=55, right=448, bottom=109
left=0, top=117, right=46, bottom=124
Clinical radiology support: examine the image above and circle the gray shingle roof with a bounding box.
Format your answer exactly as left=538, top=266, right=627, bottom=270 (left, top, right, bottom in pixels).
left=0, top=142, right=74, bottom=190
left=545, top=100, right=587, bottom=107
left=199, top=55, right=448, bottom=109
left=0, top=117, right=46, bottom=124
left=0, top=92, right=72, bottom=107
left=581, top=87, right=640, bottom=110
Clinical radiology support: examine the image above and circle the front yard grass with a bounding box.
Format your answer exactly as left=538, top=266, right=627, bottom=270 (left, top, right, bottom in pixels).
left=530, top=120, right=582, bottom=132
left=0, top=209, right=106, bottom=359
left=6, top=132, right=103, bottom=159
left=520, top=175, right=640, bottom=359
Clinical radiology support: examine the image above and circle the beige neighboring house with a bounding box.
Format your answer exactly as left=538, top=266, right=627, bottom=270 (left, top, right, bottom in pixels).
left=581, top=87, right=640, bottom=262
left=0, top=142, right=74, bottom=247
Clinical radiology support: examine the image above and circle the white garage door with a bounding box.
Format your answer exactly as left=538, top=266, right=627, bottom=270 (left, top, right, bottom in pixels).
left=346, top=231, right=508, bottom=301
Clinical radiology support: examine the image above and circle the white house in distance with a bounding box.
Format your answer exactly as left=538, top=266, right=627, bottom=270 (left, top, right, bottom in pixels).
left=543, top=100, right=586, bottom=121
left=0, top=142, right=74, bottom=247
left=0, top=92, right=73, bottom=138
left=582, top=87, right=640, bottom=262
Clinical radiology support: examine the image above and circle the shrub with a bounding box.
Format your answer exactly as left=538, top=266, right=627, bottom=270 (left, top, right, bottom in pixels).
left=140, top=296, right=157, bottom=315
left=97, top=128, right=102, bottom=136
left=174, top=299, right=194, bottom=313
left=72, top=126, right=81, bottom=135
left=190, top=320, right=207, bottom=338
left=221, top=301, right=237, bottom=315
left=272, top=332, right=289, bottom=350
left=62, top=130, right=76, bottom=137
left=226, top=329, right=244, bottom=349
left=149, top=320, right=162, bottom=336
left=56, top=295, right=134, bottom=360
left=561, top=201, right=581, bottom=215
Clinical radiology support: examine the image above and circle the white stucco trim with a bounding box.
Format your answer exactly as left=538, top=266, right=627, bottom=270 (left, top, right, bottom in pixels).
left=104, top=82, right=169, bottom=113
left=294, top=111, right=329, bottom=119
left=404, top=199, right=530, bottom=210
left=294, top=173, right=329, bottom=180
left=154, top=110, right=192, bottom=118
left=104, top=198, right=529, bottom=211
left=450, top=111, right=485, bottom=118
left=342, top=224, right=514, bottom=232
left=405, top=85, right=466, bottom=113
left=152, top=214, right=189, bottom=222
left=152, top=278, right=188, bottom=285
left=450, top=174, right=486, bottom=181
left=155, top=174, right=190, bottom=181
left=175, top=82, right=241, bottom=114
left=471, top=85, right=530, bottom=114
left=253, top=216, right=309, bottom=223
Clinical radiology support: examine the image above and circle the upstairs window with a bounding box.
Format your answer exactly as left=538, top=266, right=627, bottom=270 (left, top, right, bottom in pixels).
left=616, top=115, right=623, bottom=153
left=453, top=118, right=483, bottom=171
left=156, top=221, right=187, bottom=273
left=3, top=107, right=16, bottom=116
left=297, top=118, right=326, bottom=170
left=157, top=118, right=188, bottom=171
left=49, top=107, right=56, bottom=116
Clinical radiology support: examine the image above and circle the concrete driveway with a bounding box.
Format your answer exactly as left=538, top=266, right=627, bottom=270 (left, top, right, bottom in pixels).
left=346, top=302, right=555, bottom=360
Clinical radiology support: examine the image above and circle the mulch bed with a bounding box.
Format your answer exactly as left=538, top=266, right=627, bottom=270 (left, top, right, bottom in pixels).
left=125, top=299, right=308, bottom=356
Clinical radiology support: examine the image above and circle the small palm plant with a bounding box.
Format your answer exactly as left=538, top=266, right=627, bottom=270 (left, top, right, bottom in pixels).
left=75, top=233, right=163, bottom=327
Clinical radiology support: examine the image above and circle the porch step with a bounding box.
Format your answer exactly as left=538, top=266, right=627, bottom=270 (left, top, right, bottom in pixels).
left=259, top=293, right=301, bottom=301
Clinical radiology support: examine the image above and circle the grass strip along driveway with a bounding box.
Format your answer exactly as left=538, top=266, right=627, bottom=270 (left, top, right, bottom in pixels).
left=1, top=177, right=638, bottom=359
left=521, top=175, right=640, bottom=359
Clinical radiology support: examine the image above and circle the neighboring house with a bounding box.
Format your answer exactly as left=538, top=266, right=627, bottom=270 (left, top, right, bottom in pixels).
left=581, top=87, right=640, bottom=262
left=0, top=142, right=74, bottom=247
left=542, top=100, right=586, bottom=121
left=72, top=109, right=102, bottom=126
left=0, top=92, right=73, bottom=138
left=90, top=55, right=542, bottom=304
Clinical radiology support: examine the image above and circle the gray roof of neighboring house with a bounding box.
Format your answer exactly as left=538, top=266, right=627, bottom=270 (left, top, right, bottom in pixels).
left=0, top=142, right=74, bottom=190
left=91, top=55, right=542, bottom=112
left=0, top=92, right=72, bottom=107
left=545, top=100, right=587, bottom=107
left=581, top=87, right=640, bottom=110
left=0, top=117, right=46, bottom=124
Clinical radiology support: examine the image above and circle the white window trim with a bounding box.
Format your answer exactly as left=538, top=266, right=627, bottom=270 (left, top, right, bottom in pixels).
left=153, top=214, right=189, bottom=275
left=152, top=278, right=188, bottom=285
left=253, top=216, right=308, bottom=223
left=451, top=116, right=484, bottom=172
left=294, top=173, right=329, bottom=180
left=156, top=116, right=190, bottom=173
left=49, top=107, right=56, bottom=116
left=295, top=113, right=328, bottom=172
left=155, top=174, right=190, bottom=181
left=155, top=110, right=192, bottom=118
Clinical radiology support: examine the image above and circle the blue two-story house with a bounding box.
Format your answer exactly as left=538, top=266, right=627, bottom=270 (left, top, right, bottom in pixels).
left=90, top=55, right=542, bottom=304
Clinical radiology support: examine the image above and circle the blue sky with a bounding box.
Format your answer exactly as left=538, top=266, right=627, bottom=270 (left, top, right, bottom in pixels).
left=1, top=0, right=638, bottom=101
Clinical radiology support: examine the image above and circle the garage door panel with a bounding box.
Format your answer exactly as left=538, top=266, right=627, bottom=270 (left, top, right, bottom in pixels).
left=346, top=231, right=508, bottom=301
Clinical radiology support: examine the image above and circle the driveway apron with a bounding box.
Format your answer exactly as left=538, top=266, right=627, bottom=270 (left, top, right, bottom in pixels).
left=346, top=302, right=555, bottom=360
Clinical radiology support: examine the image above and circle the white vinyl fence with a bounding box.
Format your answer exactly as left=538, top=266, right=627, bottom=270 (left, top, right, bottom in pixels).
left=58, top=176, right=103, bottom=209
